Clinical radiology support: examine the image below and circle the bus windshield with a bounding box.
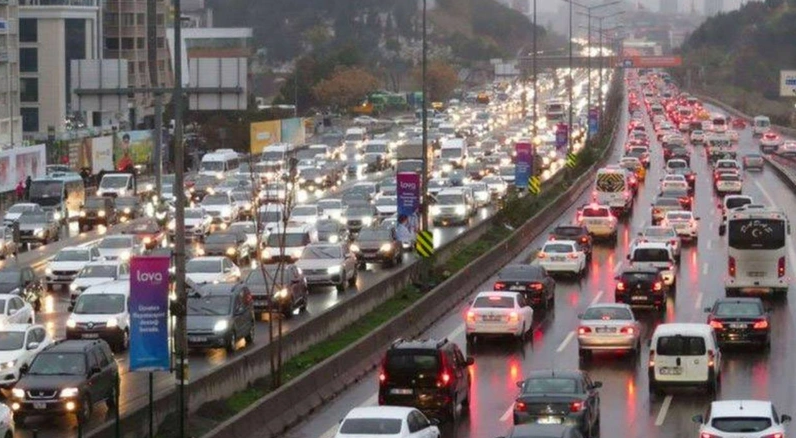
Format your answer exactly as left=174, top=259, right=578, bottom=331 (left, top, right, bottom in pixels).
left=200, top=161, right=225, bottom=172
left=30, top=181, right=64, bottom=204
left=728, top=219, right=786, bottom=250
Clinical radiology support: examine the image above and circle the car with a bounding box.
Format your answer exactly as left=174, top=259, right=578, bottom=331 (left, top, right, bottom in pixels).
left=659, top=186, right=692, bottom=210
left=261, top=224, right=318, bottom=263
left=0, top=266, right=45, bottom=311
left=0, top=226, right=18, bottom=260
left=169, top=207, right=211, bottom=241
left=498, top=424, right=585, bottom=438
left=66, top=281, right=130, bottom=351
left=69, top=261, right=127, bottom=304
left=690, top=129, right=705, bottom=144
left=243, top=265, right=308, bottom=318
left=46, top=246, right=101, bottom=291
left=660, top=210, right=699, bottom=241
left=482, top=175, right=508, bottom=198
left=614, top=266, right=668, bottom=310
left=627, top=242, right=676, bottom=290
left=119, top=217, right=166, bottom=250
left=374, top=196, right=398, bottom=218
left=692, top=400, right=790, bottom=438
left=647, top=323, right=721, bottom=396
left=96, top=234, right=143, bottom=261
left=466, top=182, right=491, bottom=207
left=714, top=173, right=742, bottom=195
left=377, top=338, right=473, bottom=421
left=227, top=221, right=259, bottom=250
left=186, top=282, right=255, bottom=352
left=625, top=146, right=650, bottom=168
left=704, top=297, right=771, bottom=348
left=185, top=256, right=241, bottom=284
left=291, top=205, right=320, bottom=225
left=743, top=153, right=765, bottom=170
left=10, top=339, right=119, bottom=424
left=200, top=231, right=252, bottom=265
left=778, top=140, right=796, bottom=158
left=549, top=225, right=592, bottom=259
left=0, top=324, right=52, bottom=388
left=201, top=192, right=239, bottom=224
left=465, top=291, right=534, bottom=343
left=650, top=196, right=684, bottom=225
left=295, top=243, right=358, bottom=292
left=113, top=196, right=141, bottom=223
left=351, top=227, right=402, bottom=268
left=513, top=370, right=601, bottom=438
left=0, top=294, right=34, bottom=325
left=636, top=226, right=681, bottom=260
left=431, top=189, right=470, bottom=226
left=78, top=197, right=116, bottom=231
left=256, top=204, right=285, bottom=234
left=494, top=264, right=556, bottom=310
left=577, top=303, right=642, bottom=361
left=3, top=203, right=43, bottom=226
left=317, top=199, right=346, bottom=221
left=335, top=406, right=440, bottom=438
left=316, top=219, right=349, bottom=244
left=342, top=203, right=376, bottom=235
left=17, top=211, right=59, bottom=245
left=759, top=132, right=781, bottom=154
left=576, top=204, right=617, bottom=242
left=535, top=240, right=587, bottom=277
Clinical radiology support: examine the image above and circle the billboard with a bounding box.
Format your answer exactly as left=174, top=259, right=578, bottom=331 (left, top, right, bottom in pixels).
left=780, top=70, right=796, bottom=97
left=91, top=136, right=115, bottom=173
left=619, top=56, right=682, bottom=68
left=250, top=120, right=282, bottom=154
left=115, top=130, right=154, bottom=169
left=129, top=256, right=171, bottom=372
left=0, top=144, right=46, bottom=192
left=514, top=142, right=533, bottom=189
left=396, top=172, right=421, bottom=218
left=280, top=118, right=305, bottom=145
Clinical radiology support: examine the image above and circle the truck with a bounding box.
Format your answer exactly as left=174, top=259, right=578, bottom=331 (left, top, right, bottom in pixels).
left=439, top=138, right=467, bottom=171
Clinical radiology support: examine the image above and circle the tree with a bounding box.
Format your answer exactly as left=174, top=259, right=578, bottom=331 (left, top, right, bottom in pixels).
left=312, top=66, right=380, bottom=111
left=413, top=62, right=459, bottom=102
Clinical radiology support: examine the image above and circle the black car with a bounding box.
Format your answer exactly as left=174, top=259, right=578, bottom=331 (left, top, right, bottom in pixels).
left=316, top=219, right=349, bottom=243
left=79, top=197, right=116, bottom=231
left=186, top=283, right=255, bottom=353
left=190, top=175, right=219, bottom=203
left=113, top=196, right=141, bottom=222
left=513, top=370, right=601, bottom=438
left=18, top=211, right=60, bottom=245
left=704, top=297, right=771, bottom=348
left=498, top=424, right=585, bottom=438
left=202, top=231, right=252, bottom=265
left=494, top=265, right=556, bottom=310
left=11, top=339, right=119, bottom=424
left=549, top=225, right=593, bottom=259
left=614, top=266, right=667, bottom=311
left=351, top=227, right=402, bottom=268
left=244, top=264, right=308, bottom=318
left=0, top=266, right=45, bottom=311
left=378, top=338, right=474, bottom=422
left=343, top=203, right=376, bottom=235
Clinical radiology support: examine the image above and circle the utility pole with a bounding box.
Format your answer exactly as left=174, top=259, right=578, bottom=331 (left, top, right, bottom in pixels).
left=532, top=0, right=538, bottom=137
left=568, top=0, right=573, bottom=160
left=420, top=0, right=429, bottom=233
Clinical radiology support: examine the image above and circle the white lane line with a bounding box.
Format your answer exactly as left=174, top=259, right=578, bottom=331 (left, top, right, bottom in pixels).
left=613, top=261, right=622, bottom=274
left=655, top=395, right=673, bottom=426
left=694, top=292, right=703, bottom=310
left=319, top=394, right=379, bottom=438
left=754, top=180, right=775, bottom=205
left=707, top=240, right=713, bottom=250
left=500, top=404, right=514, bottom=422
left=556, top=331, right=576, bottom=353
left=449, top=324, right=465, bottom=341
left=702, top=263, right=709, bottom=275
left=590, top=290, right=604, bottom=307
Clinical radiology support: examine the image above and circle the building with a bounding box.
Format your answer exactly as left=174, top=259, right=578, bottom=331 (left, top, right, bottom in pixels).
left=704, top=0, right=724, bottom=15
left=0, top=0, right=21, bottom=146
left=18, top=0, right=101, bottom=136
left=102, top=0, right=173, bottom=125
left=659, top=0, right=678, bottom=13
left=182, top=0, right=213, bottom=28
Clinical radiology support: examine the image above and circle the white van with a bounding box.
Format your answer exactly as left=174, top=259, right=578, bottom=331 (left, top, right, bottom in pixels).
left=753, top=115, right=771, bottom=136
left=199, top=149, right=240, bottom=179
left=648, top=323, right=721, bottom=396
left=66, top=281, right=131, bottom=352
left=344, top=127, right=367, bottom=149
left=439, top=138, right=467, bottom=170
left=593, top=167, right=633, bottom=216
left=262, top=223, right=318, bottom=263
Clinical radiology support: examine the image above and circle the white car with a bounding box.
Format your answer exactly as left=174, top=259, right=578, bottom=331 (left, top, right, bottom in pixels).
left=374, top=196, right=398, bottom=218
left=0, top=324, right=52, bottom=388
left=228, top=221, right=259, bottom=248
left=257, top=204, right=285, bottom=233
left=466, top=182, right=490, bottom=208
left=66, top=281, right=130, bottom=351
left=201, top=192, right=239, bottom=224
left=779, top=140, right=796, bottom=157
left=317, top=199, right=345, bottom=220
left=465, top=291, right=533, bottom=343
left=637, top=226, right=682, bottom=260
left=186, top=256, right=241, bottom=284
left=169, top=207, right=211, bottom=240
left=45, top=246, right=101, bottom=290
left=759, top=132, right=781, bottom=153
left=295, top=243, right=357, bottom=292
left=715, top=173, right=743, bottom=195
left=353, top=116, right=379, bottom=126
left=482, top=176, right=508, bottom=198
left=693, top=400, right=790, bottom=438
left=0, top=402, right=13, bottom=436
left=727, top=129, right=739, bottom=142
left=690, top=129, right=705, bottom=144
left=69, top=261, right=128, bottom=304
left=291, top=205, right=320, bottom=225
left=335, top=406, right=440, bottom=438
left=577, top=204, right=618, bottom=241
left=0, top=295, right=34, bottom=325
left=660, top=210, right=699, bottom=240
left=536, top=240, right=587, bottom=277
left=3, top=203, right=42, bottom=226
left=96, top=235, right=143, bottom=261
left=577, top=304, right=641, bottom=360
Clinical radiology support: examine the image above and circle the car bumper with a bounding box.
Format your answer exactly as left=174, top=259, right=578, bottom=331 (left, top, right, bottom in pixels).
left=585, top=225, right=616, bottom=237
left=12, top=398, right=85, bottom=416
left=513, top=412, right=587, bottom=430
left=187, top=332, right=230, bottom=348
left=304, top=273, right=343, bottom=285
left=66, top=327, right=125, bottom=345
left=715, top=329, right=770, bottom=345
left=466, top=321, right=522, bottom=336
left=616, top=291, right=665, bottom=307
left=538, top=260, right=581, bottom=273
left=578, top=334, right=637, bottom=350
left=356, top=251, right=394, bottom=263
left=47, top=275, right=78, bottom=285
left=379, top=390, right=453, bottom=420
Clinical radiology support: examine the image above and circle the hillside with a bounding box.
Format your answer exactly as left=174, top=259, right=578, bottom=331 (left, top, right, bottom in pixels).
left=678, top=0, right=796, bottom=125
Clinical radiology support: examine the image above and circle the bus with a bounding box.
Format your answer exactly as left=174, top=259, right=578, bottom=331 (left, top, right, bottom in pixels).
left=545, top=100, right=567, bottom=123
left=199, top=149, right=240, bottom=179
left=721, top=205, right=789, bottom=297
left=711, top=114, right=727, bottom=133
left=29, top=172, right=85, bottom=222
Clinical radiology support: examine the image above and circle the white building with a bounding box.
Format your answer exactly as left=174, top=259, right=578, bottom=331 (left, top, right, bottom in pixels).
left=0, top=0, right=21, bottom=146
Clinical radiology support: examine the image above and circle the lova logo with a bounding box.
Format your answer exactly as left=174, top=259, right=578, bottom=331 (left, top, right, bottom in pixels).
left=136, top=271, right=164, bottom=284
left=399, top=181, right=417, bottom=190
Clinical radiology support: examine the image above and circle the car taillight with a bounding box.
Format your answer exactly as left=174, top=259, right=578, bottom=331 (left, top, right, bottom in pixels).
left=653, top=282, right=663, bottom=292
left=538, top=252, right=547, bottom=259
left=778, top=257, right=785, bottom=278
left=531, top=283, right=543, bottom=290
left=753, top=319, right=769, bottom=330
left=760, top=433, right=783, bottom=438
left=669, top=239, right=677, bottom=245
left=709, top=319, right=723, bottom=330
left=379, top=359, right=387, bottom=385
left=620, top=327, right=635, bottom=335
left=567, top=253, right=579, bottom=259
left=509, top=312, right=519, bottom=322
left=514, top=401, right=527, bottom=412
left=728, top=257, right=736, bottom=277
left=578, top=326, right=592, bottom=335
left=549, top=235, right=556, bottom=240
left=708, top=350, right=715, bottom=367
left=494, top=282, right=505, bottom=290
left=439, top=371, right=451, bottom=386
left=648, top=350, right=655, bottom=367
left=701, top=434, right=722, bottom=438
left=467, top=311, right=476, bottom=322
left=581, top=236, right=588, bottom=243
left=569, top=401, right=584, bottom=412
left=616, top=281, right=626, bottom=291
left=653, top=208, right=660, bottom=214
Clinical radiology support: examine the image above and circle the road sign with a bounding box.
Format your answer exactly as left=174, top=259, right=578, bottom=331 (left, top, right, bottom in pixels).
left=618, top=56, right=682, bottom=68
left=780, top=70, right=796, bottom=97
left=566, top=152, right=577, bottom=169
left=529, top=176, right=541, bottom=195
left=129, top=256, right=170, bottom=372
left=588, top=108, right=599, bottom=137
left=396, top=172, right=421, bottom=218
left=514, top=142, right=533, bottom=189
left=555, top=124, right=568, bottom=150
left=415, top=230, right=434, bottom=258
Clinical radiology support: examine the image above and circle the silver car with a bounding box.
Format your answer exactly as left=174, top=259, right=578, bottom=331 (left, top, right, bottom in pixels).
left=637, top=226, right=681, bottom=261
left=577, top=303, right=641, bottom=361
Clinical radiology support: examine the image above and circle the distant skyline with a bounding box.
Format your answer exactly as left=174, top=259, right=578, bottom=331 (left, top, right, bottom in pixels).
left=530, top=0, right=747, bottom=13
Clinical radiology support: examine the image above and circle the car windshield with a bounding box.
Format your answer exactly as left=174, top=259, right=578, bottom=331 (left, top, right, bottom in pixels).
left=523, top=378, right=578, bottom=394
left=74, top=293, right=126, bottom=314
left=358, top=229, right=392, bottom=241
left=245, top=267, right=290, bottom=285
left=186, top=210, right=205, bottom=219
left=0, top=332, right=24, bottom=351
left=582, top=208, right=609, bottom=217
left=582, top=307, right=632, bottom=320
left=720, top=175, right=740, bottom=182
left=292, top=206, right=317, bottom=217
left=99, top=237, right=132, bottom=249
left=100, top=175, right=129, bottom=189
left=657, top=336, right=706, bottom=355
left=301, top=245, right=342, bottom=259
left=714, top=301, right=763, bottom=317
left=622, top=271, right=657, bottom=283
left=8, top=204, right=35, bottom=214
left=186, top=260, right=221, bottom=273
left=473, top=296, right=514, bottom=308
left=441, top=148, right=462, bottom=159
left=543, top=243, right=575, bottom=253
left=205, top=233, right=238, bottom=244
left=29, top=353, right=86, bottom=376
left=115, top=197, right=138, bottom=208
left=316, top=220, right=340, bottom=233
left=79, top=265, right=117, bottom=278
left=632, top=248, right=670, bottom=262
left=726, top=198, right=751, bottom=209
left=203, top=195, right=229, bottom=205
left=436, top=194, right=463, bottom=205
left=267, top=233, right=307, bottom=247
left=231, top=192, right=252, bottom=203
left=428, top=180, right=448, bottom=188
left=644, top=228, right=676, bottom=238
left=18, top=213, right=47, bottom=224
left=187, top=296, right=231, bottom=315
left=55, top=250, right=90, bottom=262
left=710, top=417, right=772, bottom=433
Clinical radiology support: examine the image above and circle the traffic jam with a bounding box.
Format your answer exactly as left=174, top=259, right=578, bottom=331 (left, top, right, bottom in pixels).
left=312, top=69, right=796, bottom=438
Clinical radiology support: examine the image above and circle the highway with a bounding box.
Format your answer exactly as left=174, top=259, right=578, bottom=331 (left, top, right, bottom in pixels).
left=282, top=96, right=796, bottom=438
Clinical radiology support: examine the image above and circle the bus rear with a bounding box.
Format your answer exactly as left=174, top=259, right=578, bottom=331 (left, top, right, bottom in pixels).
left=724, top=207, right=789, bottom=297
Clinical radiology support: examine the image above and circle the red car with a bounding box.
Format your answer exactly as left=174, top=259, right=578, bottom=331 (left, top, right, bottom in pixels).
left=731, top=118, right=746, bottom=129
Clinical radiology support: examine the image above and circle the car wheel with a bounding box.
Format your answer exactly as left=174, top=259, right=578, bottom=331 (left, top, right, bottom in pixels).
left=225, top=331, right=237, bottom=353
left=245, top=324, right=255, bottom=344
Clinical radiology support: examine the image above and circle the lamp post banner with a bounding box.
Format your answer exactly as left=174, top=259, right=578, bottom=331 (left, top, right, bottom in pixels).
left=129, top=256, right=171, bottom=372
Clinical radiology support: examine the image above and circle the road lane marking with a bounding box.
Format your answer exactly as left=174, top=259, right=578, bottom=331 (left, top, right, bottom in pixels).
left=613, top=261, right=622, bottom=274
left=754, top=179, right=775, bottom=205
left=556, top=331, right=575, bottom=353
left=655, top=395, right=673, bottom=426
left=707, top=240, right=712, bottom=250
left=500, top=404, right=514, bottom=422
left=702, top=263, right=709, bottom=275
left=449, top=324, right=465, bottom=340
left=694, top=292, right=703, bottom=310
left=590, top=290, right=604, bottom=307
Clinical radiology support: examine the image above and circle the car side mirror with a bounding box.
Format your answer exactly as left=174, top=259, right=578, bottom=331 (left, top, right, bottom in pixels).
left=781, top=414, right=791, bottom=423
left=466, top=356, right=475, bottom=366
left=68, top=304, right=74, bottom=312
left=703, top=307, right=711, bottom=313
left=90, top=366, right=102, bottom=376
left=516, top=381, right=524, bottom=388
left=577, top=313, right=583, bottom=319
left=27, top=342, right=39, bottom=351
left=19, top=363, right=29, bottom=374
left=626, top=254, right=630, bottom=260
left=692, top=414, right=704, bottom=424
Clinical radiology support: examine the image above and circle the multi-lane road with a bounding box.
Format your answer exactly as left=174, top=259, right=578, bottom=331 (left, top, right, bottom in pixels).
left=284, top=98, right=796, bottom=438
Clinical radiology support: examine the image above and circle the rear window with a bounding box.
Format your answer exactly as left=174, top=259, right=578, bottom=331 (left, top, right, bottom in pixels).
left=656, top=336, right=706, bottom=356
left=385, top=351, right=439, bottom=373
left=632, top=248, right=670, bottom=262
left=622, top=272, right=657, bottom=283
left=543, top=243, right=575, bottom=253
left=726, top=198, right=751, bottom=209
left=710, top=417, right=772, bottom=433
left=714, top=302, right=763, bottom=317
left=523, top=378, right=578, bottom=394
left=582, top=307, right=632, bottom=320
left=473, top=296, right=514, bottom=308
left=554, top=227, right=583, bottom=237
left=339, top=418, right=403, bottom=434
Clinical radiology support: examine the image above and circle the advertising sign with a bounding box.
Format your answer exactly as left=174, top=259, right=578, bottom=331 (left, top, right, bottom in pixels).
left=780, top=70, right=796, bottom=97
left=129, top=256, right=171, bottom=372
left=555, top=123, right=568, bottom=150
left=619, top=56, right=682, bottom=68
left=0, top=144, right=46, bottom=192
left=280, top=117, right=306, bottom=145
left=514, top=142, right=533, bottom=189
left=91, top=136, right=114, bottom=173
left=396, top=172, right=421, bottom=219
left=115, top=130, right=154, bottom=169
left=250, top=120, right=282, bottom=154
left=588, top=109, right=599, bottom=137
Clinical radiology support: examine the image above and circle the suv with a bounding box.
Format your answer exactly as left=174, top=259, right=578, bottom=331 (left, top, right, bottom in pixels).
left=186, top=283, right=255, bottom=353
left=78, top=197, right=116, bottom=231
left=615, top=266, right=668, bottom=311
left=66, top=281, right=130, bottom=351
left=10, top=339, right=119, bottom=424
left=378, top=338, right=474, bottom=422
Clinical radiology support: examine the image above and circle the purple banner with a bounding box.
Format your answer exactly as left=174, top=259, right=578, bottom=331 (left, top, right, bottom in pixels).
left=129, top=256, right=170, bottom=372
left=396, top=172, right=421, bottom=219
left=514, top=142, right=533, bottom=189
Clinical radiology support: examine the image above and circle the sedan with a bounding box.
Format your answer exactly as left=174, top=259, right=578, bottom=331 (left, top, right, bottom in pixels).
left=185, top=257, right=241, bottom=285
left=201, top=231, right=252, bottom=265
left=0, top=295, right=34, bottom=325
left=660, top=210, right=699, bottom=241
left=295, top=243, right=357, bottom=292
left=494, top=265, right=555, bottom=310
left=549, top=225, right=592, bottom=259
left=465, top=291, right=533, bottom=343
left=17, top=212, right=59, bottom=245
left=577, top=303, right=642, bottom=361
left=536, top=241, right=587, bottom=278
left=705, top=297, right=771, bottom=348
left=243, top=265, right=308, bottom=318
left=0, top=323, right=53, bottom=388
left=759, top=132, right=781, bottom=153
left=513, top=370, right=601, bottom=438
left=714, top=173, right=742, bottom=195
left=335, top=406, right=440, bottom=438
left=120, top=217, right=165, bottom=250
left=351, top=227, right=402, bottom=268
left=742, top=153, right=765, bottom=171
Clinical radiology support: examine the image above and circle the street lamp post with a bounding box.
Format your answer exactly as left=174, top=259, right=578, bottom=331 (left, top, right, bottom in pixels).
left=421, top=0, right=428, bottom=233
left=532, top=0, right=538, bottom=137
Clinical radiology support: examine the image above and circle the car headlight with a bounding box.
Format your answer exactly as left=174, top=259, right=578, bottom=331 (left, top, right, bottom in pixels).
left=261, top=251, right=271, bottom=260
left=145, top=183, right=154, bottom=192
left=79, top=211, right=86, bottom=217
left=213, top=320, right=229, bottom=332
left=54, top=211, right=62, bottom=221
left=96, top=190, right=101, bottom=196
left=106, top=317, right=118, bottom=328
left=274, top=288, right=288, bottom=299
left=380, top=243, right=393, bottom=252
left=124, top=208, right=131, bottom=214
left=168, top=222, right=175, bottom=230
left=196, top=248, right=205, bottom=256
left=34, top=229, right=44, bottom=237
left=455, top=206, right=466, bottom=215
left=291, top=248, right=303, bottom=258
left=207, top=188, right=215, bottom=195
left=143, top=237, right=152, bottom=245
left=60, top=387, right=79, bottom=398
left=327, top=265, right=341, bottom=275
left=226, top=247, right=237, bottom=255
left=244, top=202, right=252, bottom=210
left=314, top=177, right=322, bottom=184
left=221, top=207, right=232, bottom=217
left=1, top=360, right=16, bottom=370
left=66, top=319, right=76, bottom=328
left=430, top=206, right=441, bottom=215
left=120, top=251, right=131, bottom=261
left=328, top=235, right=339, bottom=243
left=46, top=268, right=53, bottom=275
left=11, top=388, right=25, bottom=399
left=362, top=216, right=373, bottom=226
left=350, top=244, right=360, bottom=252
left=119, top=189, right=127, bottom=196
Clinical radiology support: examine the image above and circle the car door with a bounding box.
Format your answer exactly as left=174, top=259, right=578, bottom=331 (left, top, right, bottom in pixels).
left=86, top=349, right=105, bottom=402
left=7, top=297, right=23, bottom=323
left=231, top=293, right=247, bottom=336
left=452, top=346, right=469, bottom=402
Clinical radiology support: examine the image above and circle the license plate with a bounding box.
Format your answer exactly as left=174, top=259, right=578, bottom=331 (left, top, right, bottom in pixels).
left=660, top=367, right=682, bottom=375
left=748, top=272, right=766, bottom=277
left=538, top=416, right=563, bottom=424
left=390, top=388, right=413, bottom=395
left=33, top=402, right=46, bottom=410
left=483, top=315, right=503, bottom=322
left=81, top=333, right=99, bottom=339
left=551, top=256, right=566, bottom=262
left=729, top=323, right=747, bottom=329
left=596, top=327, right=616, bottom=333
left=189, top=336, right=208, bottom=343
left=509, top=285, right=526, bottom=291
left=631, top=295, right=648, bottom=301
